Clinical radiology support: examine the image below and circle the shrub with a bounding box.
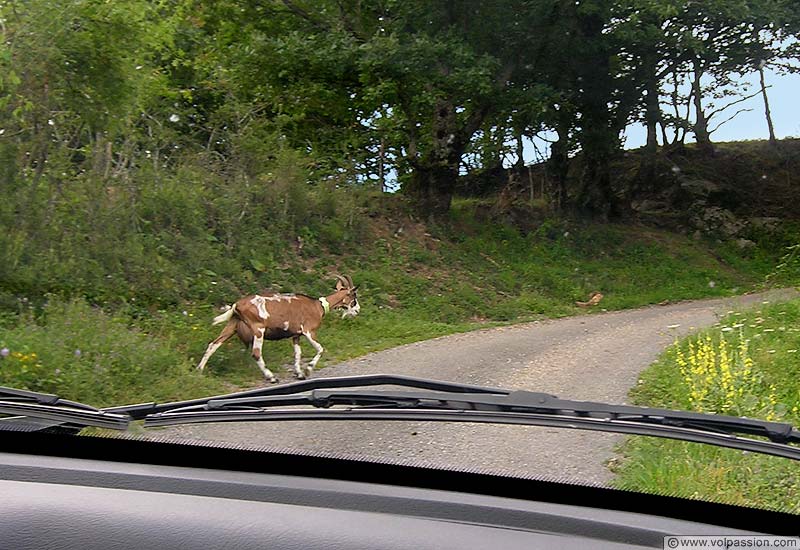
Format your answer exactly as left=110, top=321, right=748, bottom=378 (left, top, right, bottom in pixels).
left=0, top=298, right=219, bottom=407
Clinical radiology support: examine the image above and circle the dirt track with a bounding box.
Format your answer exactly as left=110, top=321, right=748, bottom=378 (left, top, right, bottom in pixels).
left=146, top=288, right=797, bottom=486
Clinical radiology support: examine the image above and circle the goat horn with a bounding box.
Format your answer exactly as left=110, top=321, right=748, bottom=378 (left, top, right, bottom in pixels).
left=345, top=275, right=354, bottom=288
left=335, top=275, right=348, bottom=288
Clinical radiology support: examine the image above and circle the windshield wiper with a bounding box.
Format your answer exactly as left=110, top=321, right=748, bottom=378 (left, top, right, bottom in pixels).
left=0, top=386, right=130, bottom=431
left=107, top=374, right=503, bottom=418
left=129, top=374, right=800, bottom=462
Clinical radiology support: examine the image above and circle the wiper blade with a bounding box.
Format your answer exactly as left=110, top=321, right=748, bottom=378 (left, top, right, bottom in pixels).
left=0, top=400, right=131, bottom=430
left=0, top=386, right=130, bottom=431
left=138, top=375, right=800, bottom=462
left=0, top=386, right=100, bottom=411
left=108, top=374, right=503, bottom=419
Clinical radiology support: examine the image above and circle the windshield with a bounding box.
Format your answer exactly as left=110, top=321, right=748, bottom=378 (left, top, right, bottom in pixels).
left=1, top=0, right=799, bottom=516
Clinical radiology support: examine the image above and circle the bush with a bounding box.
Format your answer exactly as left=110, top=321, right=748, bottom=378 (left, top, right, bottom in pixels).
left=0, top=298, right=219, bottom=407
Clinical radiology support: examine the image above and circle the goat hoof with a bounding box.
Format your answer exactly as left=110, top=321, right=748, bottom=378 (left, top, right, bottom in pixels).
left=294, top=372, right=306, bottom=380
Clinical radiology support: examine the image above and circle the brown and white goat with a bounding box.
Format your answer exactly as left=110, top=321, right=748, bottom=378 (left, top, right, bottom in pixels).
left=196, top=275, right=360, bottom=382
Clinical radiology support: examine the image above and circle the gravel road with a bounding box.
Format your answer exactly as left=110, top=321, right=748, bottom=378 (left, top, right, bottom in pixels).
left=145, top=288, right=797, bottom=486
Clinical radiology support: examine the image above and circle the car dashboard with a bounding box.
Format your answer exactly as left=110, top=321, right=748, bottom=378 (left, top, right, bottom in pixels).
left=0, top=429, right=795, bottom=549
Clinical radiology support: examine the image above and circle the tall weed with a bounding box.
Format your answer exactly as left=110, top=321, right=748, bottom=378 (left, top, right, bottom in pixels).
left=0, top=298, right=219, bottom=407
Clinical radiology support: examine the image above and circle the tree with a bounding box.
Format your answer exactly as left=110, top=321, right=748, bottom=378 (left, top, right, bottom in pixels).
left=356, top=0, right=558, bottom=217
left=196, top=0, right=563, bottom=218
left=665, top=0, right=793, bottom=154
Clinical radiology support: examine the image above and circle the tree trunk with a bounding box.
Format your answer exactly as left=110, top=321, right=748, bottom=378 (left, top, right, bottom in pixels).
left=515, top=132, right=525, bottom=170
left=644, top=62, right=661, bottom=155
left=405, top=99, right=462, bottom=219
left=659, top=120, right=670, bottom=149
left=378, top=136, right=386, bottom=192
left=579, top=147, right=615, bottom=220
left=691, top=60, right=714, bottom=155
left=758, top=65, right=777, bottom=146
left=548, top=127, right=569, bottom=212
left=407, top=160, right=459, bottom=219
left=575, top=10, right=619, bottom=220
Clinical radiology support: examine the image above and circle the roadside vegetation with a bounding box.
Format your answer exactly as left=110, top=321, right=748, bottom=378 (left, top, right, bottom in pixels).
left=0, top=0, right=798, bottom=464
left=0, top=186, right=792, bottom=407
left=1, top=1, right=799, bottom=524
left=611, top=299, right=800, bottom=514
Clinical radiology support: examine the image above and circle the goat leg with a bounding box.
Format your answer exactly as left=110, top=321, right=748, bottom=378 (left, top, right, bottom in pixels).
left=291, top=336, right=306, bottom=379
left=252, top=328, right=278, bottom=383
left=303, top=330, right=324, bottom=378
left=197, top=322, right=237, bottom=371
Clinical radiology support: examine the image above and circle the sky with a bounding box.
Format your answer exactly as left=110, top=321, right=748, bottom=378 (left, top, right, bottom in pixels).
left=382, top=66, right=798, bottom=187
left=621, top=66, right=800, bottom=149
left=521, top=66, right=800, bottom=164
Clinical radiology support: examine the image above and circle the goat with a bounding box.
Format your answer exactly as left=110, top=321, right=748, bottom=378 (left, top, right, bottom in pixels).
left=196, top=275, right=360, bottom=383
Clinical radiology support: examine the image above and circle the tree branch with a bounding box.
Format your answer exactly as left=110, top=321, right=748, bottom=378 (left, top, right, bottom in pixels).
left=766, top=60, right=800, bottom=74
left=532, top=131, right=557, bottom=144
left=334, top=0, right=367, bottom=41
left=708, top=108, right=753, bottom=135
left=495, top=58, right=517, bottom=88
left=280, top=0, right=328, bottom=32
left=707, top=87, right=768, bottom=120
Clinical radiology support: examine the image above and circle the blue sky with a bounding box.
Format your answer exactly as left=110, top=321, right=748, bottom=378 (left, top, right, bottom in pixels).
left=622, top=66, right=800, bottom=149
left=384, top=66, right=798, bottom=185
left=519, top=65, right=799, bottom=165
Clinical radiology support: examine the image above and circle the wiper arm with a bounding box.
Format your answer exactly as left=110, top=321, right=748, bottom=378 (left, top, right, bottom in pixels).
left=0, top=386, right=100, bottom=411
left=138, top=375, right=800, bottom=462
left=108, top=374, right=504, bottom=419
left=0, top=386, right=130, bottom=431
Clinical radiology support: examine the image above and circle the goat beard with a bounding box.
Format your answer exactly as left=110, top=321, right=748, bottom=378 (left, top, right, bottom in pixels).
left=341, top=306, right=359, bottom=320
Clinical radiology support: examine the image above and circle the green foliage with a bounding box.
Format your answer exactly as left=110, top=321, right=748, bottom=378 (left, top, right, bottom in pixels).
left=610, top=438, right=800, bottom=514
left=770, top=244, right=800, bottom=286
left=615, top=299, right=800, bottom=512
left=0, top=0, right=796, bottom=412
left=2, top=0, right=798, bottom=219
left=0, top=298, right=220, bottom=407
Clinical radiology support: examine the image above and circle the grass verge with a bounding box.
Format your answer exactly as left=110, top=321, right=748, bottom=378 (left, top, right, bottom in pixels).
left=610, top=299, right=800, bottom=514
left=0, top=200, right=793, bottom=407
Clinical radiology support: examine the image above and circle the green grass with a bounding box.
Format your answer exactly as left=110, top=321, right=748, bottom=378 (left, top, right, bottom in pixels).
left=0, top=201, right=790, bottom=408
left=611, top=299, right=800, bottom=514
left=0, top=299, right=221, bottom=407
left=609, top=438, right=800, bottom=513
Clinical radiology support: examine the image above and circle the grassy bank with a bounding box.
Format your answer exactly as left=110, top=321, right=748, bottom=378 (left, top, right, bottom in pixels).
left=610, top=299, right=800, bottom=514
left=1, top=193, right=792, bottom=407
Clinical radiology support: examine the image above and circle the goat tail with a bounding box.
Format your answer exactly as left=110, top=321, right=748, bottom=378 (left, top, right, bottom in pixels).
left=212, top=304, right=237, bottom=326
